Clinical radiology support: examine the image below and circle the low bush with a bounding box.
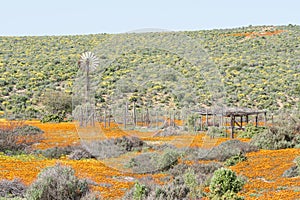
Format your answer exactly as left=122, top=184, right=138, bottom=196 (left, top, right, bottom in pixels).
left=295, top=156, right=300, bottom=176
left=33, top=146, right=75, bottom=159
left=212, top=191, right=244, bottom=200
left=237, top=124, right=266, bottom=139
left=133, top=182, right=149, bottom=200
left=68, top=148, right=93, bottom=160
left=207, top=127, right=227, bottom=138
left=251, top=112, right=300, bottom=150
left=114, top=136, right=145, bottom=152
left=126, top=163, right=223, bottom=199
left=123, top=177, right=190, bottom=200
left=125, top=148, right=181, bottom=173
left=151, top=143, right=177, bottom=151
left=168, top=162, right=223, bottom=180
left=149, top=177, right=190, bottom=200
left=14, top=125, right=44, bottom=135
left=224, top=152, right=247, bottom=166
left=0, top=123, right=43, bottom=154
left=209, top=168, right=245, bottom=199
left=26, top=163, right=89, bottom=200
left=33, top=146, right=93, bottom=160
left=41, top=112, right=65, bottom=123
left=84, top=136, right=146, bottom=159
left=183, top=168, right=199, bottom=199
left=185, top=140, right=257, bottom=162
left=156, top=148, right=181, bottom=171
left=207, top=140, right=255, bottom=161
left=282, top=166, right=299, bottom=178
left=125, top=152, right=158, bottom=173
left=0, top=178, right=27, bottom=198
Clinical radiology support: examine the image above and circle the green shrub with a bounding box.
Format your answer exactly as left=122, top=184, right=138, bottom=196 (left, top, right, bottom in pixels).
left=183, top=168, right=199, bottom=199
left=224, top=153, right=247, bottom=166
left=126, top=148, right=181, bottom=173
left=250, top=112, right=300, bottom=150
left=204, top=140, right=257, bottom=162
left=156, top=148, right=181, bottom=171
left=150, top=177, right=190, bottom=200
left=250, top=127, right=300, bottom=150
left=207, top=127, right=227, bottom=138
left=133, top=182, right=149, bottom=200
left=123, top=177, right=190, bottom=200
left=33, top=146, right=74, bottom=159
left=26, top=163, right=89, bottom=200
left=125, top=152, right=158, bottom=173
left=237, top=124, right=266, bottom=139
left=209, top=168, right=245, bottom=199
left=13, top=125, right=44, bottom=135
left=186, top=114, right=199, bottom=132
left=41, top=112, right=65, bottom=123
left=168, top=162, right=223, bottom=187
left=34, top=146, right=93, bottom=160
left=184, top=140, right=257, bottom=162
left=211, top=191, right=244, bottom=200
left=40, top=90, right=72, bottom=122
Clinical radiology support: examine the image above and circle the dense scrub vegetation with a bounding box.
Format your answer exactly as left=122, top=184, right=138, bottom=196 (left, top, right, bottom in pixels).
left=0, top=25, right=299, bottom=118
left=0, top=122, right=43, bottom=154
left=250, top=111, right=300, bottom=149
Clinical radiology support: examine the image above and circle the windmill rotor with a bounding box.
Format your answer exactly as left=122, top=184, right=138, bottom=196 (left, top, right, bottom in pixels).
left=79, top=52, right=100, bottom=71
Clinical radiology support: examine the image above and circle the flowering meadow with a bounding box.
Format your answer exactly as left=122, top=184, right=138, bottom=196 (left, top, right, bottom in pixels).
left=0, top=121, right=299, bottom=199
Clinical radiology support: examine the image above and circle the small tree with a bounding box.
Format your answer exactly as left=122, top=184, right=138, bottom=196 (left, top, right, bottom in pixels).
left=40, top=90, right=72, bottom=122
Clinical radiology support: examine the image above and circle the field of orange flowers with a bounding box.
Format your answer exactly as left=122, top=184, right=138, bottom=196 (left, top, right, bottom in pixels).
left=0, top=121, right=299, bottom=199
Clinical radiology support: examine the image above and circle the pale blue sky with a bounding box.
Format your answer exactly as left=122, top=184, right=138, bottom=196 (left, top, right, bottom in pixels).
left=0, top=0, right=299, bottom=36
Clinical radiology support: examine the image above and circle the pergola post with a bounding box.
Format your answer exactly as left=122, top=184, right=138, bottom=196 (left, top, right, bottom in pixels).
left=155, top=110, right=158, bottom=129
left=271, top=113, right=274, bottom=124
left=230, top=114, right=234, bottom=139
left=200, top=115, right=203, bottom=131
left=108, top=109, right=111, bottom=127
left=220, top=115, right=223, bottom=128
left=104, top=109, right=107, bottom=128
left=206, top=109, right=208, bottom=127
left=255, top=114, right=258, bottom=127
left=124, top=101, right=128, bottom=129
left=133, top=102, right=136, bottom=127
left=212, top=109, right=215, bottom=126
left=240, top=116, right=243, bottom=130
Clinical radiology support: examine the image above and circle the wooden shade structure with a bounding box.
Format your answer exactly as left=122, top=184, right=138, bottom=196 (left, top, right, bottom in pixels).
left=196, top=107, right=267, bottom=138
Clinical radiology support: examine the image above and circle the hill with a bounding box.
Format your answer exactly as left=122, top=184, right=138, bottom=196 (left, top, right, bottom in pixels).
left=0, top=25, right=299, bottom=118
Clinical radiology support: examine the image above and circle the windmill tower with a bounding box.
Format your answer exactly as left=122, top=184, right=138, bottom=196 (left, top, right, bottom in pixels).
left=77, top=52, right=99, bottom=127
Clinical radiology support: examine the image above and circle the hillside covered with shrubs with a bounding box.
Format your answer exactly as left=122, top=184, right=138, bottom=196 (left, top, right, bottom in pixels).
left=0, top=25, right=299, bottom=118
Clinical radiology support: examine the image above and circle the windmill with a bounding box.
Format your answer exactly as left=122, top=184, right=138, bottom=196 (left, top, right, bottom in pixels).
left=78, top=52, right=100, bottom=103
left=77, top=52, right=99, bottom=127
